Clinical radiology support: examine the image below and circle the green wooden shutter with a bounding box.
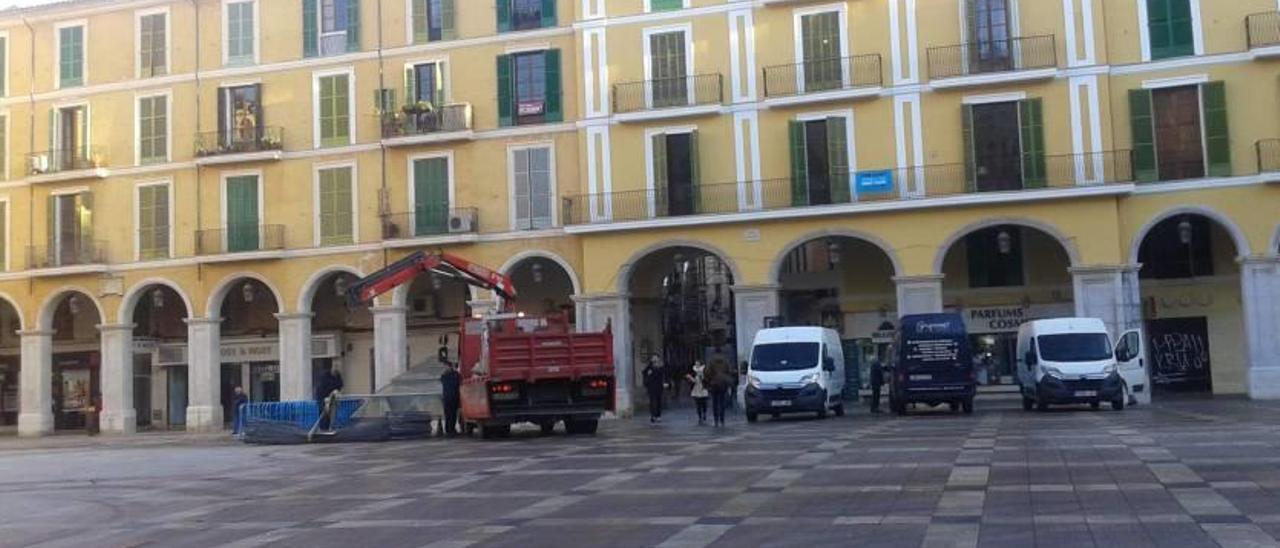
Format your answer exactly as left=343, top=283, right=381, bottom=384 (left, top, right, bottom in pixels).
left=689, top=131, right=701, bottom=214
left=414, top=158, right=449, bottom=235
left=319, top=168, right=353, bottom=245
left=651, top=134, right=667, bottom=216
left=404, top=65, right=418, bottom=106
left=826, top=117, right=850, bottom=203
left=651, top=0, right=682, bottom=11
left=77, top=107, right=89, bottom=161
left=0, top=38, right=7, bottom=96
left=0, top=115, right=7, bottom=179
left=227, top=176, right=259, bottom=252
left=541, top=0, right=556, bottom=28
left=346, top=0, right=361, bottom=51
left=1148, top=0, right=1193, bottom=60
left=1201, top=82, right=1230, bottom=177
left=411, top=0, right=427, bottom=43
left=496, top=0, right=511, bottom=32
left=1129, top=89, right=1157, bottom=182
left=1019, top=99, right=1046, bottom=188
left=789, top=120, right=808, bottom=206
left=496, top=55, right=513, bottom=126
left=0, top=202, right=6, bottom=270
left=302, top=0, right=318, bottom=58
left=544, top=50, right=562, bottom=123
left=77, top=192, right=93, bottom=257
left=45, top=196, right=55, bottom=262
left=441, top=0, right=456, bottom=40
left=962, top=105, right=976, bottom=192
left=59, top=27, right=83, bottom=87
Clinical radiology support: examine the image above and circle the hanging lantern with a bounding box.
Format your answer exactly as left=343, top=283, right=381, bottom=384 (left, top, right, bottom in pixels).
left=67, top=295, right=82, bottom=315
left=827, top=239, right=842, bottom=266
left=150, top=288, right=165, bottom=310
left=241, top=282, right=256, bottom=303
left=531, top=262, right=544, bottom=284
left=333, top=276, right=348, bottom=297
left=431, top=273, right=443, bottom=290
left=1178, top=218, right=1193, bottom=245
left=997, top=230, right=1013, bottom=255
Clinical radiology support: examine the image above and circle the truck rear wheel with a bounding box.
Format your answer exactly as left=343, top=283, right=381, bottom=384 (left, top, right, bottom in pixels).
left=566, top=418, right=598, bottom=435
left=539, top=421, right=557, bottom=435
left=480, top=424, right=510, bottom=439
left=962, top=398, right=974, bottom=414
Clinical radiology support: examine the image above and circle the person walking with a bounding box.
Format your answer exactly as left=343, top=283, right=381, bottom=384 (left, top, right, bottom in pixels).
left=231, top=386, right=249, bottom=437
left=686, top=360, right=710, bottom=425
left=642, top=355, right=667, bottom=423
left=868, top=359, right=884, bottom=414
left=708, top=354, right=732, bottom=427
left=439, top=361, right=462, bottom=436
left=315, top=367, right=344, bottom=431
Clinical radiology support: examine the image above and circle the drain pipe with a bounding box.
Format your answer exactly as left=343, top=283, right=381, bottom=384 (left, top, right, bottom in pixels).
left=376, top=0, right=389, bottom=249
left=189, top=0, right=203, bottom=281
left=22, top=16, right=33, bottom=281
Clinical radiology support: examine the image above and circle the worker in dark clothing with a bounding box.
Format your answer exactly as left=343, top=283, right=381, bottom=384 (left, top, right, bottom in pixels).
left=439, top=360, right=462, bottom=436
left=315, top=367, right=344, bottom=430
left=708, top=355, right=732, bottom=427
left=868, top=359, right=884, bottom=414
left=642, top=355, right=666, bottom=424
left=231, top=386, right=249, bottom=437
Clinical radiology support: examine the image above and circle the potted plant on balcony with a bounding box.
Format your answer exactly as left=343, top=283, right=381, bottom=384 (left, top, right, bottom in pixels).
left=401, top=101, right=437, bottom=133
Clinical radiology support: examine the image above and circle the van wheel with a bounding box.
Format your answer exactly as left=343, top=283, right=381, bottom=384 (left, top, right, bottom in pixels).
left=539, top=421, right=557, bottom=435
left=962, top=398, right=974, bottom=414
left=1111, top=398, right=1125, bottom=411
left=1022, top=396, right=1034, bottom=411
left=816, top=407, right=827, bottom=420
left=1090, top=401, right=1101, bottom=410
left=746, top=412, right=757, bottom=423
left=834, top=404, right=845, bottom=417
left=948, top=402, right=959, bottom=413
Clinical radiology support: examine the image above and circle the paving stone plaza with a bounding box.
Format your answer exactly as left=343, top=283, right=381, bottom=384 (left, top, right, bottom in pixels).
left=4, top=399, right=1280, bottom=548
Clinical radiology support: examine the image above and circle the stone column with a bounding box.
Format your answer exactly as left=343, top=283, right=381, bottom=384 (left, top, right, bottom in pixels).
left=17, top=330, right=54, bottom=437
left=371, top=306, right=408, bottom=391
left=185, top=317, right=223, bottom=431
left=276, top=313, right=313, bottom=401
left=574, top=293, right=632, bottom=417
left=894, top=275, right=944, bottom=317
left=98, top=323, right=137, bottom=434
left=732, top=285, right=779, bottom=366
left=1241, top=256, right=1280, bottom=399
left=1071, top=265, right=1143, bottom=338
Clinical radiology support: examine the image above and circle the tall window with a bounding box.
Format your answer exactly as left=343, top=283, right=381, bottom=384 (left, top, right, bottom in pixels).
left=648, top=30, right=688, bottom=108
left=137, top=95, right=169, bottom=165
left=0, top=200, right=6, bottom=271
left=412, top=156, right=449, bottom=235
left=0, top=35, right=8, bottom=97
left=225, top=175, right=260, bottom=252
left=47, top=192, right=93, bottom=266
left=961, top=99, right=1045, bottom=192
left=1130, top=82, right=1230, bottom=182
left=303, top=0, right=359, bottom=57
left=138, top=11, right=167, bottom=77
left=498, top=0, right=554, bottom=32
left=58, top=25, right=85, bottom=88
left=650, top=130, right=700, bottom=217
left=51, top=105, right=88, bottom=171
left=496, top=50, right=561, bottom=126
left=967, top=0, right=1012, bottom=71
left=788, top=116, right=851, bottom=206
left=219, top=84, right=263, bottom=148
left=226, top=0, right=255, bottom=65
left=800, top=11, right=842, bottom=92
left=405, top=62, right=443, bottom=107
left=411, top=0, right=454, bottom=43
left=966, top=226, right=1024, bottom=288
left=317, top=166, right=354, bottom=246
left=316, top=72, right=352, bottom=147
left=1147, top=0, right=1194, bottom=60
left=0, top=114, right=7, bottom=180
left=511, top=146, right=552, bottom=230
left=137, top=183, right=170, bottom=260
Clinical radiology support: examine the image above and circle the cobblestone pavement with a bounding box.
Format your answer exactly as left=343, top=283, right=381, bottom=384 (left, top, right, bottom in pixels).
left=4, top=398, right=1280, bottom=548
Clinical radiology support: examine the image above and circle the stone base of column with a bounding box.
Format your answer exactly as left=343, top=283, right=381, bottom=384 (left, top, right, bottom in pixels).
left=17, top=411, right=54, bottom=437
left=185, top=405, right=224, bottom=432
left=100, top=410, right=138, bottom=434
left=1249, top=368, right=1280, bottom=399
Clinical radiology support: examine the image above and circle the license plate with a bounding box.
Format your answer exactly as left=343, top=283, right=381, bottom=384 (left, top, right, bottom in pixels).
left=909, top=374, right=932, bottom=381
left=771, top=400, right=792, bottom=407
left=1075, top=390, right=1097, bottom=398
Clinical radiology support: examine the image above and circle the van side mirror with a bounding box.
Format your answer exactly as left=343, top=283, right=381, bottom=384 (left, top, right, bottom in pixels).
left=823, top=357, right=835, bottom=372
left=1024, top=350, right=1037, bottom=368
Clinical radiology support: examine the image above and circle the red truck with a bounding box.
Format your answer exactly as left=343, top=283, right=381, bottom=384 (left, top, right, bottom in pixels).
left=346, top=251, right=615, bottom=438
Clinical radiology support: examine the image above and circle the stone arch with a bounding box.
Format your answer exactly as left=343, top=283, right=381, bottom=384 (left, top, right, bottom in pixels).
left=205, top=272, right=285, bottom=319
left=118, top=278, right=195, bottom=325
left=933, top=217, right=1082, bottom=275
left=500, top=249, right=583, bottom=295
left=616, top=239, right=743, bottom=294
left=769, top=228, right=904, bottom=284
left=1128, top=205, right=1251, bottom=263
left=37, top=287, right=106, bottom=331
left=297, top=265, right=365, bottom=314
left=0, top=292, right=24, bottom=332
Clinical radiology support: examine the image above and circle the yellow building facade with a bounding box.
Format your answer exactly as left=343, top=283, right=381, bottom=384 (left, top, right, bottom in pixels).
left=0, top=0, right=1277, bottom=435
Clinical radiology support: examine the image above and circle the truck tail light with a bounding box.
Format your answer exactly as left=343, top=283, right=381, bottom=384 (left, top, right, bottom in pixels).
left=587, top=378, right=609, bottom=390
left=490, top=382, right=519, bottom=401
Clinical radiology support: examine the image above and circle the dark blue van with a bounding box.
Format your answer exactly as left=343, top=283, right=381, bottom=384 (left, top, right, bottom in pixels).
left=888, top=313, right=976, bottom=415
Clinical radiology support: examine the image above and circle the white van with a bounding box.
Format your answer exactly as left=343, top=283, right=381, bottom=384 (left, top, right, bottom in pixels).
left=744, top=327, right=845, bottom=422
left=1016, top=318, right=1148, bottom=411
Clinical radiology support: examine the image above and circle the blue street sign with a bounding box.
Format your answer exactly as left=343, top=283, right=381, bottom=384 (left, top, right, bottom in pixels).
left=856, top=170, right=894, bottom=193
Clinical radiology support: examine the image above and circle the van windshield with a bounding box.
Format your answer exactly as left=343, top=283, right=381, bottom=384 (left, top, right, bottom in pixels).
left=1037, top=334, right=1113, bottom=362
left=751, top=343, right=819, bottom=372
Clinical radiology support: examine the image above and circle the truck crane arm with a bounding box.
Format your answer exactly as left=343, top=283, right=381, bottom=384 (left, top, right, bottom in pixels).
left=345, top=250, right=517, bottom=309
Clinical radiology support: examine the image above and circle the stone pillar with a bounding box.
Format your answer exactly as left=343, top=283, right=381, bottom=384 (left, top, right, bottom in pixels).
left=276, top=313, right=313, bottom=401
left=894, top=275, right=944, bottom=317
left=371, top=306, right=408, bottom=391
left=98, top=323, right=137, bottom=434
left=1241, top=256, right=1280, bottom=399
left=185, top=317, right=223, bottom=431
left=732, top=285, right=779, bottom=366
left=574, top=293, right=632, bottom=417
left=1071, top=265, right=1143, bottom=338
left=17, top=330, right=54, bottom=437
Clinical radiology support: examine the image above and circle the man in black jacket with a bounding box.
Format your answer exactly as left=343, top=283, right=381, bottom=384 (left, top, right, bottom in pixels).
left=439, top=361, right=462, bottom=436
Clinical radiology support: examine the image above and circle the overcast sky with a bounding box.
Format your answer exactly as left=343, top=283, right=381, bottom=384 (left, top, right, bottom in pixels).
left=1, top=0, right=64, bottom=9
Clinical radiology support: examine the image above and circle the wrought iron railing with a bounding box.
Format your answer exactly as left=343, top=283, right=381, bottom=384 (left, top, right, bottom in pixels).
left=1258, top=140, right=1280, bottom=173
left=380, top=103, right=473, bottom=139
left=137, top=227, right=171, bottom=261
left=380, top=207, right=478, bottom=239
left=195, top=225, right=285, bottom=256
left=26, top=240, right=108, bottom=269
left=195, top=126, right=284, bottom=158
left=613, top=74, right=724, bottom=114
left=562, top=151, right=1131, bottom=226
left=1247, top=11, right=1280, bottom=49
left=762, top=54, right=883, bottom=98
left=927, top=35, right=1057, bottom=80
left=26, top=146, right=107, bottom=176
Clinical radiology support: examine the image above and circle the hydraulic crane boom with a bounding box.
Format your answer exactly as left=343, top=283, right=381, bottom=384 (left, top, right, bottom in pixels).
left=345, top=251, right=517, bottom=309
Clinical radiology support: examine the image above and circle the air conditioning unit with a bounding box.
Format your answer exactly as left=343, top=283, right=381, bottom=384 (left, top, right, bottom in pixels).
left=28, top=154, right=49, bottom=174
left=447, top=210, right=476, bottom=234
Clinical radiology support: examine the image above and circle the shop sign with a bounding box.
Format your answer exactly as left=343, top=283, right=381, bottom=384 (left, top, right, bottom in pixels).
left=220, top=340, right=278, bottom=361
left=871, top=330, right=896, bottom=344
left=856, top=170, right=894, bottom=194
left=963, top=304, right=1072, bottom=334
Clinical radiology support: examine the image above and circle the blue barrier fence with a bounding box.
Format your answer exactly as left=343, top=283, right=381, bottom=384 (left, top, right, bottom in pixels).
left=241, top=399, right=364, bottom=430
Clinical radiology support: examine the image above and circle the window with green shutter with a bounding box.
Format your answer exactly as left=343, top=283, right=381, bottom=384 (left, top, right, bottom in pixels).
left=1019, top=99, right=1046, bottom=187
left=1147, top=0, right=1194, bottom=60
left=801, top=11, right=842, bottom=92
left=0, top=201, right=6, bottom=271
left=502, top=50, right=559, bottom=126
left=649, top=31, right=688, bottom=108
left=139, top=12, right=167, bottom=77
left=0, top=36, right=8, bottom=96
left=1128, top=89, right=1157, bottom=182
left=317, top=73, right=351, bottom=147
left=226, top=0, right=255, bottom=65
left=501, top=0, right=553, bottom=32
left=1201, top=81, right=1230, bottom=177
left=0, top=115, right=7, bottom=180
left=649, top=0, right=683, bottom=12
left=318, top=166, right=354, bottom=246
left=412, top=0, right=454, bottom=43
left=137, top=183, right=170, bottom=260
left=226, top=175, right=260, bottom=252
left=138, top=95, right=168, bottom=165
left=58, top=25, right=84, bottom=88
left=413, top=157, right=449, bottom=235
left=307, top=0, right=359, bottom=56
left=789, top=120, right=809, bottom=206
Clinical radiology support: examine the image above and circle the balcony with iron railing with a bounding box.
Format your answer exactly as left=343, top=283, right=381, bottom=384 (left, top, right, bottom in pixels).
left=1259, top=140, right=1280, bottom=173
left=194, top=126, right=284, bottom=165
left=195, top=225, right=286, bottom=258
left=562, top=151, right=1132, bottom=227
left=380, top=207, right=479, bottom=242
left=1247, top=12, right=1280, bottom=54
left=762, top=54, right=883, bottom=105
left=26, top=240, right=109, bottom=270
left=380, top=103, right=474, bottom=146
left=612, top=74, right=724, bottom=122
left=26, top=146, right=109, bottom=182
left=927, top=35, right=1058, bottom=87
